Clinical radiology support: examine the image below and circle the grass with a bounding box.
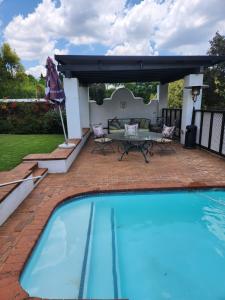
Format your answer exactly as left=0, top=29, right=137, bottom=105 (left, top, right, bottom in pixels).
left=0, top=134, right=64, bottom=171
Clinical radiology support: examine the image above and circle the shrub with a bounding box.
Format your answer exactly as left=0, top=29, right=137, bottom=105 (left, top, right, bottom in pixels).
left=42, top=110, right=66, bottom=134
left=0, top=102, right=67, bottom=134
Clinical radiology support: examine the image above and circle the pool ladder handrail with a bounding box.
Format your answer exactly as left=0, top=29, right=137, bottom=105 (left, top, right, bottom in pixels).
left=0, top=176, right=42, bottom=187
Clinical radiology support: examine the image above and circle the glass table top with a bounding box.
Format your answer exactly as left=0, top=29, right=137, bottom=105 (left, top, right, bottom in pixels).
left=107, top=131, right=162, bottom=142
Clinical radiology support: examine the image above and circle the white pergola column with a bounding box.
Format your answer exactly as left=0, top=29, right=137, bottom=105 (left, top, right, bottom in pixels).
left=79, top=85, right=90, bottom=128
left=180, top=74, right=203, bottom=144
left=158, top=83, right=168, bottom=116
left=63, top=77, right=82, bottom=139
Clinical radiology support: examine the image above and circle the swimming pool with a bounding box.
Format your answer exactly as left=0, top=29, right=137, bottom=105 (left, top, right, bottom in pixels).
left=20, top=189, right=225, bottom=300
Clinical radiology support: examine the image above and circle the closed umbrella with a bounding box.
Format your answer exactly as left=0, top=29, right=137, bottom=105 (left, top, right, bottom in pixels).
left=45, top=56, right=74, bottom=148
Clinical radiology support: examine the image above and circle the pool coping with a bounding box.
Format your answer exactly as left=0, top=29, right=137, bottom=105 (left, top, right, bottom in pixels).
left=1, top=183, right=225, bottom=299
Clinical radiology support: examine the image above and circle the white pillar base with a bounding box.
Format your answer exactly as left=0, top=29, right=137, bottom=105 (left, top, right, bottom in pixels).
left=58, top=143, right=76, bottom=149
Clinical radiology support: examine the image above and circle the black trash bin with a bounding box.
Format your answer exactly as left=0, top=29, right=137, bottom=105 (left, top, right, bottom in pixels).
left=184, top=125, right=197, bottom=149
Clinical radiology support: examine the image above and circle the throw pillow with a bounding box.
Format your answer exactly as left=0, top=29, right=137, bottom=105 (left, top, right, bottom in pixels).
left=140, top=119, right=150, bottom=129
left=109, top=119, right=121, bottom=130
left=125, top=123, right=138, bottom=135
left=93, top=124, right=105, bottom=137
left=162, top=124, right=175, bottom=138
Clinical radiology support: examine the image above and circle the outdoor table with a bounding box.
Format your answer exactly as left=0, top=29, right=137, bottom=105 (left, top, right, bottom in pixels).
left=107, top=131, right=162, bottom=163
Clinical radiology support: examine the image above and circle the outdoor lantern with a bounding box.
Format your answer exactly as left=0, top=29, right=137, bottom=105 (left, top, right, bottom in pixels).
left=185, top=84, right=208, bottom=102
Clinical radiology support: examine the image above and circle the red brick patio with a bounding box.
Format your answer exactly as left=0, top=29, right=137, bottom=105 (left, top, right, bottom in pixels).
left=0, top=138, right=225, bottom=299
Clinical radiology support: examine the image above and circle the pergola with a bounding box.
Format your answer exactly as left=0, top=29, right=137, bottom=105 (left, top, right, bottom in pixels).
left=55, top=55, right=225, bottom=143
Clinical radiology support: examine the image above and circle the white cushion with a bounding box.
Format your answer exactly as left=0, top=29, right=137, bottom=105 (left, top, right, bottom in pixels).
left=155, top=138, right=172, bottom=143
left=94, top=137, right=112, bottom=143
left=125, top=123, right=138, bottom=135
left=93, top=124, right=105, bottom=137
left=162, top=124, right=175, bottom=138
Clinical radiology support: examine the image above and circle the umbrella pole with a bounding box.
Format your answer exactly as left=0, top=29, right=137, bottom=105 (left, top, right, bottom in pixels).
left=58, top=105, right=68, bottom=144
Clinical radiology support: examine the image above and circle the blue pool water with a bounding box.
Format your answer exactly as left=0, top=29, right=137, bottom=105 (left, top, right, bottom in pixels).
left=20, top=189, right=225, bottom=300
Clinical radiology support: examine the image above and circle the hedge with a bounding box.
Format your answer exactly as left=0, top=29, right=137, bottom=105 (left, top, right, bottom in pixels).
left=0, top=102, right=67, bottom=134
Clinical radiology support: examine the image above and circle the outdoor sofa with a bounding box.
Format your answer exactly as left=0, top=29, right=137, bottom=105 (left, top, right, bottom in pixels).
left=108, top=118, right=151, bottom=133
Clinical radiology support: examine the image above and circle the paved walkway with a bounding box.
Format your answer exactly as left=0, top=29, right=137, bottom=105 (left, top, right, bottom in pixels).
left=0, top=138, right=225, bottom=299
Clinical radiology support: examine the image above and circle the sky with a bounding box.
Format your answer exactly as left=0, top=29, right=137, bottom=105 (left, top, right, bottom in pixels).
left=0, top=0, right=224, bottom=78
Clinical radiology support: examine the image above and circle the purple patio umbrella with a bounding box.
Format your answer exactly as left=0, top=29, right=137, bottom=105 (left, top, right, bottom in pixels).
left=45, top=57, right=74, bottom=148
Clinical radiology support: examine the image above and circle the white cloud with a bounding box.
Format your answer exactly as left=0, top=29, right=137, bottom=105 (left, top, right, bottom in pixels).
left=25, top=48, right=68, bottom=78
left=154, top=0, right=225, bottom=54
left=106, top=0, right=169, bottom=55
left=4, top=0, right=59, bottom=62
left=107, top=41, right=156, bottom=55
left=3, top=0, right=225, bottom=77
left=4, top=0, right=126, bottom=62
left=26, top=65, right=46, bottom=78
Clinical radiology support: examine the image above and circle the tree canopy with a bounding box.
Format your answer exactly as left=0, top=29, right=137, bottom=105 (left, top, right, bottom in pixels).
left=0, top=43, right=45, bottom=99
left=203, top=32, right=225, bottom=109
left=168, top=32, right=225, bottom=109
left=89, top=82, right=158, bottom=105
left=1, top=33, right=225, bottom=109
left=168, top=79, right=183, bottom=108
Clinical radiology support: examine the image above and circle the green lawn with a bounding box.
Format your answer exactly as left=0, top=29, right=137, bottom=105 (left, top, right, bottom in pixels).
left=0, top=134, right=64, bottom=171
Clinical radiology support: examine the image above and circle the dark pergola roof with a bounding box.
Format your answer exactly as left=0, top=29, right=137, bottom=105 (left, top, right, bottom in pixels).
left=55, top=55, right=225, bottom=84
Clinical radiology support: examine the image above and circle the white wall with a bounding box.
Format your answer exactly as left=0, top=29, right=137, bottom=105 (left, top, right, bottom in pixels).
left=180, top=74, right=203, bottom=144
left=79, top=85, right=90, bottom=128
left=0, top=175, right=34, bottom=226
left=89, top=87, right=158, bottom=127
left=158, top=83, right=168, bottom=115
left=64, top=77, right=82, bottom=139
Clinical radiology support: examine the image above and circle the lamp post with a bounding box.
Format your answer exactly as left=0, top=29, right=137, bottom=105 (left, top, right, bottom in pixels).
left=183, top=84, right=208, bottom=148
left=184, top=84, right=208, bottom=102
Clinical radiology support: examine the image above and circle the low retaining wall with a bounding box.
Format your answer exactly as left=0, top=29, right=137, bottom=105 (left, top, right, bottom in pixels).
left=36, top=132, right=90, bottom=173
left=0, top=129, right=90, bottom=226
left=0, top=175, right=34, bottom=225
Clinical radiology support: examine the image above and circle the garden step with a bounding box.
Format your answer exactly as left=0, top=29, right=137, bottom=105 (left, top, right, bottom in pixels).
left=0, top=162, right=38, bottom=203
left=23, top=138, right=81, bottom=161
left=13, top=161, right=38, bottom=173
left=0, top=162, right=47, bottom=204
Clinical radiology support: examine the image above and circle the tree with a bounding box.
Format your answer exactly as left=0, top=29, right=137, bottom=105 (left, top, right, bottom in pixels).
left=124, top=82, right=158, bottom=103
left=203, top=32, right=225, bottom=109
left=89, top=83, right=106, bottom=105
left=1, top=43, right=24, bottom=76
left=0, top=42, right=45, bottom=99
left=168, top=79, right=183, bottom=108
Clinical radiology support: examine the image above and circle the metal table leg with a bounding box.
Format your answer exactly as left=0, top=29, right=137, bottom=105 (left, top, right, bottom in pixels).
left=118, top=141, right=150, bottom=163
left=118, top=142, right=130, bottom=161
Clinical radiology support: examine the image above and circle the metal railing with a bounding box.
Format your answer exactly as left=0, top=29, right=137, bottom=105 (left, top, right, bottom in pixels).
left=162, top=108, right=182, bottom=139
left=0, top=176, right=42, bottom=188
left=193, top=109, right=225, bottom=157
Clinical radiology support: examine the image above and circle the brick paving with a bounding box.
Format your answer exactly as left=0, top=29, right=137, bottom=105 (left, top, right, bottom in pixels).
left=0, top=137, right=225, bottom=299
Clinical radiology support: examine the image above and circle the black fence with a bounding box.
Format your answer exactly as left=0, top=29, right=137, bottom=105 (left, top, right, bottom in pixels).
left=162, top=108, right=182, bottom=139
left=193, top=109, right=225, bottom=157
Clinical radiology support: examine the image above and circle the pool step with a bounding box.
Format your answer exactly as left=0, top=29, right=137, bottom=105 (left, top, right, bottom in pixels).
left=20, top=201, right=94, bottom=299
left=82, top=206, right=121, bottom=299
left=111, top=208, right=120, bottom=299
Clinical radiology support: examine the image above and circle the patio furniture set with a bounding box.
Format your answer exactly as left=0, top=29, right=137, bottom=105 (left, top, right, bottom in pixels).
left=92, top=118, right=175, bottom=163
